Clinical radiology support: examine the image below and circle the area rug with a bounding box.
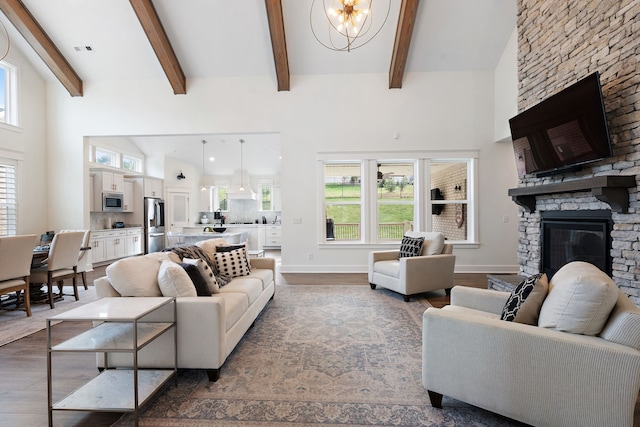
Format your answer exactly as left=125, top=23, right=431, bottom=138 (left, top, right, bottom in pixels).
left=113, top=284, right=528, bottom=427
left=0, top=286, right=99, bottom=347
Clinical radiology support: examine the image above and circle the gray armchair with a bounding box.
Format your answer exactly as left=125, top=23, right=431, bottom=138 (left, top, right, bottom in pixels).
left=368, top=232, right=455, bottom=301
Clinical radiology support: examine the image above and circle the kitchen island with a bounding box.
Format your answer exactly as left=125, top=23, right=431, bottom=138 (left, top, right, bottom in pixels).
left=182, top=224, right=265, bottom=250
left=166, top=232, right=242, bottom=246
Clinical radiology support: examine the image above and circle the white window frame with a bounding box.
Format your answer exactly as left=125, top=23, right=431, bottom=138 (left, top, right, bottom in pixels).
left=318, top=150, right=479, bottom=247
left=323, top=161, right=364, bottom=243
left=122, top=154, right=142, bottom=173
left=258, top=180, right=274, bottom=212
left=0, top=60, right=18, bottom=127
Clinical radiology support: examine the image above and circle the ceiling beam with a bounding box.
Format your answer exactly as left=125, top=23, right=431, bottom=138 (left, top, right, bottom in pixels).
left=264, top=0, right=290, bottom=91
left=389, top=0, right=419, bottom=89
left=129, top=0, right=186, bottom=94
left=0, top=0, right=83, bottom=96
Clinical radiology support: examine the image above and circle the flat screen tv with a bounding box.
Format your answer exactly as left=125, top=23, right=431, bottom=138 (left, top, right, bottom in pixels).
left=509, top=72, right=613, bottom=178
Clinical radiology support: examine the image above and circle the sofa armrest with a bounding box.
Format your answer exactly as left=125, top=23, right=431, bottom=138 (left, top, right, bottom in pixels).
left=368, top=250, right=399, bottom=282
left=250, top=257, right=276, bottom=286
left=422, top=307, right=640, bottom=427
left=401, top=254, right=455, bottom=295
left=94, top=276, right=121, bottom=297
left=174, top=297, right=227, bottom=368
left=450, top=286, right=510, bottom=315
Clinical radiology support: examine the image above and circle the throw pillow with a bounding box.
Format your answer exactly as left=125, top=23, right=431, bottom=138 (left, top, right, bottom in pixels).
left=213, top=247, right=251, bottom=278
left=157, top=260, right=197, bottom=297
left=106, top=253, right=176, bottom=297
left=398, top=236, right=425, bottom=259
left=163, top=244, right=218, bottom=275
left=215, top=244, right=246, bottom=252
left=180, top=263, right=211, bottom=296
left=538, top=261, right=619, bottom=335
left=183, top=257, right=220, bottom=293
left=500, top=273, right=549, bottom=325
left=599, top=292, right=640, bottom=350
left=405, top=231, right=445, bottom=255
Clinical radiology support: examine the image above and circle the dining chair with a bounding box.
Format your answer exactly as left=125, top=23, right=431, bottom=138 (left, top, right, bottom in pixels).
left=30, top=231, right=84, bottom=309
left=60, top=229, right=92, bottom=290
left=0, top=234, right=37, bottom=317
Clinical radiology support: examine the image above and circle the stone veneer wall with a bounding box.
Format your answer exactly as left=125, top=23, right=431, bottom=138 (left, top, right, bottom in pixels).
left=516, top=0, right=640, bottom=303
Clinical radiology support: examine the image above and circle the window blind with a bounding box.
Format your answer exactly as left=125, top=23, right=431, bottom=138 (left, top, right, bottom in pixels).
left=0, top=161, right=17, bottom=236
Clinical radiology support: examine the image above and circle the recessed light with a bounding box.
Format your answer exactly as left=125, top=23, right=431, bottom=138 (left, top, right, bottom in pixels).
left=209, top=157, right=215, bottom=162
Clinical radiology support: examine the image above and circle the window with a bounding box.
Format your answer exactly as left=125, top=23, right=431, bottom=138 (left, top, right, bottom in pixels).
left=324, top=162, right=362, bottom=241
left=320, top=154, right=477, bottom=245
left=0, top=159, right=17, bottom=236
left=94, top=147, right=118, bottom=167
left=377, top=162, right=415, bottom=240
left=0, top=61, right=17, bottom=126
left=122, top=154, right=142, bottom=172
left=259, top=183, right=273, bottom=211
left=216, top=186, right=229, bottom=211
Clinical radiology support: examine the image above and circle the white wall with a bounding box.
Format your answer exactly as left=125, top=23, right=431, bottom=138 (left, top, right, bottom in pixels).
left=494, top=28, right=519, bottom=142
left=0, top=42, right=48, bottom=236
left=41, top=63, right=520, bottom=272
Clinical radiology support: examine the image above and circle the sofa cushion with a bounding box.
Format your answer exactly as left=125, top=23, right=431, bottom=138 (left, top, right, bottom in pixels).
left=538, top=261, right=619, bottom=335
left=398, top=236, right=424, bottom=259
left=183, top=257, right=220, bottom=293
left=106, top=252, right=178, bottom=297
left=219, top=292, right=249, bottom=332
left=219, top=277, right=263, bottom=305
left=500, top=273, right=549, bottom=325
left=180, top=263, right=211, bottom=296
left=599, top=291, right=640, bottom=350
left=213, top=247, right=251, bottom=278
left=405, top=231, right=445, bottom=255
left=157, top=260, right=197, bottom=297
left=373, top=260, right=400, bottom=278
left=246, top=268, right=274, bottom=290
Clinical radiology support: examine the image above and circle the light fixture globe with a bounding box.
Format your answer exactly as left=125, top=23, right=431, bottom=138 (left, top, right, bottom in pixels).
left=310, top=0, right=391, bottom=52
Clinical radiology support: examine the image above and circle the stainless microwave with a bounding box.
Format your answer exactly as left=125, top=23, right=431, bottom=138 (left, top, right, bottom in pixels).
left=102, top=193, right=124, bottom=212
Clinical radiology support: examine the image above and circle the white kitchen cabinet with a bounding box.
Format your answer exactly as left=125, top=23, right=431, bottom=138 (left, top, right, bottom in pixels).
left=105, top=230, right=127, bottom=260
left=89, top=231, right=107, bottom=264
left=264, top=225, right=281, bottom=248
left=123, top=180, right=134, bottom=212
left=199, top=187, right=212, bottom=212
left=93, top=170, right=125, bottom=193
left=125, top=228, right=143, bottom=256
left=144, top=178, right=163, bottom=198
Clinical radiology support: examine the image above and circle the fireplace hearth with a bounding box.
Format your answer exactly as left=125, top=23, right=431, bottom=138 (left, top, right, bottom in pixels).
left=541, top=210, right=612, bottom=279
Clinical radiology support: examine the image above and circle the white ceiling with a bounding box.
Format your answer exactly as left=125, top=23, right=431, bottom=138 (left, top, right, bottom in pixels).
left=1, top=0, right=517, bottom=175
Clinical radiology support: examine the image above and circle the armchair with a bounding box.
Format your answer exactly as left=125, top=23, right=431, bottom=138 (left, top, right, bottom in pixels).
left=0, top=235, right=37, bottom=317
left=368, top=232, right=455, bottom=302
left=422, top=285, right=640, bottom=427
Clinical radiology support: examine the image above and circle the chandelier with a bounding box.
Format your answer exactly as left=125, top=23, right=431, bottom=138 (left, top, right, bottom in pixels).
left=310, top=0, right=391, bottom=52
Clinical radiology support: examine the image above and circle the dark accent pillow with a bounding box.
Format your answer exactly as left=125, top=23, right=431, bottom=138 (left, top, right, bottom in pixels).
left=398, top=236, right=425, bottom=259
left=179, top=263, right=211, bottom=297
left=215, top=244, right=246, bottom=252
left=163, top=244, right=218, bottom=275
left=500, top=273, right=549, bottom=325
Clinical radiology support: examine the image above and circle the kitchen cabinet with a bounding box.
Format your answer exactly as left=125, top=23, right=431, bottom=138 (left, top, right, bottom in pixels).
left=264, top=225, right=281, bottom=248
left=89, top=231, right=107, bottom=264
left=105, top=230, right=127, bottom=260
left=125, top=228, right=143, bottom=256
left=93, top=170, right=125, bottom=193
left=123, top=180, right=134, bottom=212
left=144, top=178, right=163, bottom=198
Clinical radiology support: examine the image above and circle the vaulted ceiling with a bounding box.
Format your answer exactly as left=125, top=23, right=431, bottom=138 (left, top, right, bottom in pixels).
left=0, top=0, right=517, bottom=96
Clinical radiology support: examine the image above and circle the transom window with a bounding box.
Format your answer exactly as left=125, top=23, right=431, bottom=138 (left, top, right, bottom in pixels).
left=0, top=61, right=17, bottom=126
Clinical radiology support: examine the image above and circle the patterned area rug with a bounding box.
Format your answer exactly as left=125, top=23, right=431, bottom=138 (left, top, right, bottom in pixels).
left=0, top=286, right=98, bottom=347
left=113, top=285, right=527, bottom=426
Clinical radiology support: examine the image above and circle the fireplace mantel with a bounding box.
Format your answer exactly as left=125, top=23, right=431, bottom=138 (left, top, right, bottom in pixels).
left=508, top=175, right=637, bottom=213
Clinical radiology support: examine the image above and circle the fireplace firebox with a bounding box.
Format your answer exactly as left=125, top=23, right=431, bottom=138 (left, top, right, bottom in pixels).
left=541, top=210, right=612, bottom=279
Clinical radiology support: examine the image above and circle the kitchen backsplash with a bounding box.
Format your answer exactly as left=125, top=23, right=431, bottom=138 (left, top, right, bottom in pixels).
left=90, top=212, right=133, bottom=229
left=199, top=199, right=281, bottom=224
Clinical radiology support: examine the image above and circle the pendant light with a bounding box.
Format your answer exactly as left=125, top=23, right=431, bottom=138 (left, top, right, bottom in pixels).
left=200, top=140, right=207, bottom=192
left=239, top=139, right=245, bottom=192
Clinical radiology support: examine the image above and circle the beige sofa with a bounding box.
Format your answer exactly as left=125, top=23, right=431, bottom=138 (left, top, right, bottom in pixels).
left=423, top=274, right=640, bottom=427
left=94, top=247, right=275, bottom=382
left=368, top=232, right=455, bottom=301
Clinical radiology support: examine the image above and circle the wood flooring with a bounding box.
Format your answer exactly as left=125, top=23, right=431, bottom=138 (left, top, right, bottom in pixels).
left=0, top=264, right=637, bottom=426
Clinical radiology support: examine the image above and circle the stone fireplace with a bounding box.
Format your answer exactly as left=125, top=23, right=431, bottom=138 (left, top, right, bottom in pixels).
left=513, top=0, right=640, bottom=304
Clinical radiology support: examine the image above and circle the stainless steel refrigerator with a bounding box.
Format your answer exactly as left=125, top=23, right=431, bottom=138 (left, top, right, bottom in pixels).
left=144, top=197, right=165, bottom=253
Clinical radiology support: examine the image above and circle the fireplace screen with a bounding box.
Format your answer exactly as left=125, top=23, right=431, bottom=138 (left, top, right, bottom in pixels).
left=541, top=211, right=611, bottom=279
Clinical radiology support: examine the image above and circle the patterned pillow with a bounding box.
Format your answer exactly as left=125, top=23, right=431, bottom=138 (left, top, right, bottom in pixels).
left=500, top=273, right=549, bottom=325
left=183, top=257, right=220, bottom=293
left=213, top=247, right=251, bottom=278
left=397, top=236, right=425, bottom=259
left=180, top=263, right=212, bottom=297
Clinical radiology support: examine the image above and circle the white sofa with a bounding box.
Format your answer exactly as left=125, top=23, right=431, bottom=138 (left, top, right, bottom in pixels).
left=94, top=248, right=275, bottom=382
left=369, top=232, right=455, bottom=301
left=422, top=265, right=640, bottom=427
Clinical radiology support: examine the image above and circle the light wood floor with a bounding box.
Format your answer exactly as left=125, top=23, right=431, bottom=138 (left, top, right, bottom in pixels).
left=0, top=264, right=637, bottom=426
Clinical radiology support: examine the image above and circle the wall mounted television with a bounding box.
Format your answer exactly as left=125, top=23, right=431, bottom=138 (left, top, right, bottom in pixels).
left=509, top=72, right=613, bottom=178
